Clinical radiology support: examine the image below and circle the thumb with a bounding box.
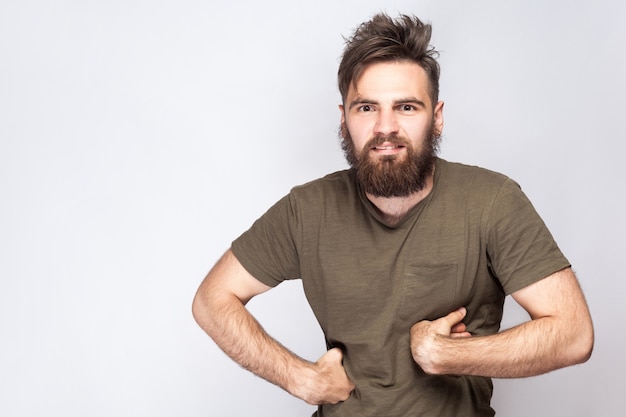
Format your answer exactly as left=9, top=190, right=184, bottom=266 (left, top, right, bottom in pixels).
left=443, top=307, right=467, bottom=327
left=319, top=347, right=344, bottom=366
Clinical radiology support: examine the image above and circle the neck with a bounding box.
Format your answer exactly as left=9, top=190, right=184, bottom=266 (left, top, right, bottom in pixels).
left=366, top=173, right=434, bottom=226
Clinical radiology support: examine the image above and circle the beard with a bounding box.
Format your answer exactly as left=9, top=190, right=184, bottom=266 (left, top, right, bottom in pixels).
left=340, top=122, right=441, bottom=198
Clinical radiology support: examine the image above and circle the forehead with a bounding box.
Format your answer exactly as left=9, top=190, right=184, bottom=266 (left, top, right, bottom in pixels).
left=348, top=61, right=433, bottom=107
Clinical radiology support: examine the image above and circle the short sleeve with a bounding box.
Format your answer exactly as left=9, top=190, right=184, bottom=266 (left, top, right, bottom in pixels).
left=231, top=193, right=301, bottom=287
left=486, top=179, right=570, bottom=295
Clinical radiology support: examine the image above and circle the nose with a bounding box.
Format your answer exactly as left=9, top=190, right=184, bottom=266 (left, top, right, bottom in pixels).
left=374, top=108, right=399, bottom=136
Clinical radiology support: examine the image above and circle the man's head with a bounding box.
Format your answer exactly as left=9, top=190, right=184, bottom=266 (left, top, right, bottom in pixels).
left=338, top=14, right=443, bottom=198
left=338, top=13, right=440, bottom=108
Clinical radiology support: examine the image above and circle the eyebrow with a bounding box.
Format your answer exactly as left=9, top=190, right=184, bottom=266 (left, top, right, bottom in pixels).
left=348, top=96, right=427, bottom=110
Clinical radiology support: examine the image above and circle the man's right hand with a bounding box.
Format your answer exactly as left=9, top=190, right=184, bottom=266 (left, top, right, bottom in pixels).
left=193, top=250, right=354, bottom=406
left=293, top=347, right=355, bottom=405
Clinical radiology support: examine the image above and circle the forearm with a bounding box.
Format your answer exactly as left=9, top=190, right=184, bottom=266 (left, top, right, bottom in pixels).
left=424, top=317, right=589, bottom=378
left=193, top=250, right=354, bottom=404
left=193, top=291, right=315, bottom=399
left=412, top=270, right=594, bottom=378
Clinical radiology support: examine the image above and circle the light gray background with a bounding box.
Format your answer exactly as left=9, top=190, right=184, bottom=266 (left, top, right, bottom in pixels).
left=1, top=0, right=624, bottom=416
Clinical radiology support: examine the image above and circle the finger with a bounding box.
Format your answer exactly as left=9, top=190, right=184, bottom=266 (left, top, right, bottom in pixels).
left=442, top=307, right=467, bottom=327
left=450, top=322, right=467, bottom=333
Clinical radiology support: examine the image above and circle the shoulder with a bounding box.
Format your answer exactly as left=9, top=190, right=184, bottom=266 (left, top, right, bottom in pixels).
left=438, top=159, right=511, bottom=186
left=252, top=170, right=355, bottom=225
left=434, top=159, right=530, bottom=222
left=289, top=169, right=356, bottom=202
left=437, top=158, right=520, bottom=197
left=292, top=170, right=353, bottom=191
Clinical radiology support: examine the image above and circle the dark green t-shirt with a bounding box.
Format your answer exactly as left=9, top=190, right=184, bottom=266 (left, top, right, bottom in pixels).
left=232, top=158, right=570, bottom=417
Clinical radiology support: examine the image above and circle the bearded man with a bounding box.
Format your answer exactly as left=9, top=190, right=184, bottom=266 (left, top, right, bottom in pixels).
left=192, top=13, right=593, bottom=417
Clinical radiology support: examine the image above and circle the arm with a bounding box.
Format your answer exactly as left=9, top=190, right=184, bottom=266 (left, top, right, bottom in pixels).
left=192, top=249, right=354, bottom=404
left=410, top=267, right=594, bottom=377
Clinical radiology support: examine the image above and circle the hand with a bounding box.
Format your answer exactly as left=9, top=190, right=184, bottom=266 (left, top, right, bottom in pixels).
left=295, top=348, right=355, bottom=405
left=410, top=307, right=472, bottom=374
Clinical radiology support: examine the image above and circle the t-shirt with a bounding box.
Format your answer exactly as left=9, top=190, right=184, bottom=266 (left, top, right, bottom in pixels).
left=232, top=158, right=570, bottom=417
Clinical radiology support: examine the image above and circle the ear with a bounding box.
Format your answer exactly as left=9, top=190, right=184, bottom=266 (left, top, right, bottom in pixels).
left=338, top=104, right=346, bottom=125
left=433, top=101, right=444, bottom=136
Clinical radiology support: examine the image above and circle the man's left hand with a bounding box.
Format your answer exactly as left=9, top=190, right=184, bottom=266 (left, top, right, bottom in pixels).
left=410, top=307, right=472, bottom=374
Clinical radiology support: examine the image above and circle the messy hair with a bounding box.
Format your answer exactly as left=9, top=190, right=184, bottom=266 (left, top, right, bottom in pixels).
left=338, top=13, right=440, bottom=106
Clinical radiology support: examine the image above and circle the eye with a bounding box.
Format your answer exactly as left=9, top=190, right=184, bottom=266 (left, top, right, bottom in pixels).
left=399, top=104, right=416, bottom=112
left=358, top=104, right=373, bottom=112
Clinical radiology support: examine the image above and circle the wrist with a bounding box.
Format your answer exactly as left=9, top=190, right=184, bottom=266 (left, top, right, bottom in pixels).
left=412, top=334, right=446, bottom=375
left=284, top=359, right=319, bottom=403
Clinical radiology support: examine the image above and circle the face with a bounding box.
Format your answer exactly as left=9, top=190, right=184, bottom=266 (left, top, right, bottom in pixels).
left=339, top=61, right=444, bottom=197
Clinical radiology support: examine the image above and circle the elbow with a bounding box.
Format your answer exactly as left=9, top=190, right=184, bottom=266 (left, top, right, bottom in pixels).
left=578, top=327, right=595, bottom=365
left=569, top=318, right=594, bottom=366
left=192, top=284, right=241, bottom=336
left=191, top=288, right=213, bottom=329
left=192, top=289, right=223, bottom=340
left=191, top=291, right=204, bottom=326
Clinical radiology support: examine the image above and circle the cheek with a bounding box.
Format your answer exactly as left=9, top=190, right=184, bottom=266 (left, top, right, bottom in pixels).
left=346, top=121, right=372, bottom=145
left=401, top=121, right=432, bottom=141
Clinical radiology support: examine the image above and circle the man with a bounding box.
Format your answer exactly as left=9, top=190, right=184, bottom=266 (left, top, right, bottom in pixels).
left=192, top=13, right=593, bottom=416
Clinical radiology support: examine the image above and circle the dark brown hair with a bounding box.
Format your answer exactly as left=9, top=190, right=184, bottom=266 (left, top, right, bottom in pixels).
left=338, top=13, right=440, bottom=106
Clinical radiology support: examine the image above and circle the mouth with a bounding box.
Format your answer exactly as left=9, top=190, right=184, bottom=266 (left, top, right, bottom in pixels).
left=371, top=141, right=407, bottom=154
left=373, top=144, right=405, bottom=150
